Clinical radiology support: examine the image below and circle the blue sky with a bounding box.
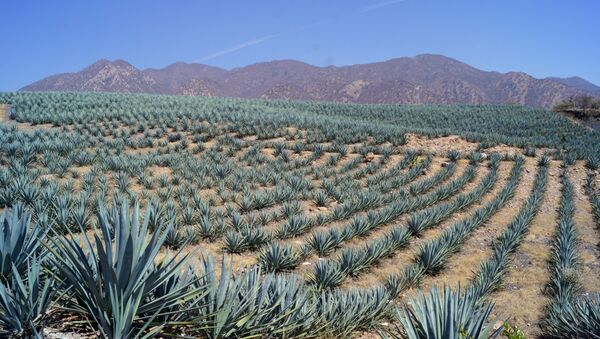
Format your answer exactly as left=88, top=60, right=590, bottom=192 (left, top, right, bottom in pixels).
left=1, top=0, right=599, bottom=91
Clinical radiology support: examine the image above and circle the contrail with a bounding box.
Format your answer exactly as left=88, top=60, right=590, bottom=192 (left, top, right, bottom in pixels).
left=358, top=0, right=406, bottom=13
left=195, top=1, right=407, bottom=62
left=196, top=34, right=281, bottom=62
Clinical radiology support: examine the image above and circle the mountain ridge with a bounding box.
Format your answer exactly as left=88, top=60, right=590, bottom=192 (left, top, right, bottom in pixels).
left=21, top=54, right=599, bottom=109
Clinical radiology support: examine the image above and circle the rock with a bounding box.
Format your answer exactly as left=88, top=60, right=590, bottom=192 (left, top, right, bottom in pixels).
left=317, top=206, right=328, bottom=212
left=481, top=153, right=488, bottom=160
left=44, top=328, right=87, bottom=339
left=364, top=152, right=375, bottom=163
left=301, top=262, right=312, bottom=266
left=441, top=162, right=450, bottom=167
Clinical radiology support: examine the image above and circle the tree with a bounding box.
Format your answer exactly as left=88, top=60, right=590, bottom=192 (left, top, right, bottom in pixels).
left=554, top=94, right=600, bottom=118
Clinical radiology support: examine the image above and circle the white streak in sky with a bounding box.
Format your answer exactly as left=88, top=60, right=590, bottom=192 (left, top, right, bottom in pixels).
left=196, top=34, right=281, bottom=62
left=196, top=1, right=406, bottom=62
left=359, top=0, right=406, bottom=13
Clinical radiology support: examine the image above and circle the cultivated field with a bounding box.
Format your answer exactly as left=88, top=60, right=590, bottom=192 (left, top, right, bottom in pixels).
left=0, top=92, right=599, bottom=338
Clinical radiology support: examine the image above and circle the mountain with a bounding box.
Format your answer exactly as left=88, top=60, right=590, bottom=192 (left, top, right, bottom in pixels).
left=21, top=54, right=600, bottom=109
left=545, top=76, right=600, bottom=96
left=24, top=59, right=166, bottom=93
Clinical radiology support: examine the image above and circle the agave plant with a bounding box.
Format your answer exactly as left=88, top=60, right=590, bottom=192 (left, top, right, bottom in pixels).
left=48, top=200, right=206, bottom=338
left=543, top=293, right=600, bottom=338
left=391, top=285, right=499, bottom=339
left=238, top=225, right=271, bottom=251
left=309, top=260, right=346, bottom=290
left=195, top=257, right=316, bottom=338
left=196, top=214, right=226, bottom=240
left=276, top=214, right=311, bottom=239
left=0, top=259, right=55, bottom=338
left=310, top=190, right=328, bottom=208
left=385, top=265, right=425, bottom=298
left=223, top=230, right=247, bottom=253
left=164, top=224, right=195, bottom=249
left=316, top=286, right=391, bottom=337
left=0, top=205, right=47, bottom=280
left=257, top=242, right=303, bottom=272
left=308, top=230, right=340, bottom=256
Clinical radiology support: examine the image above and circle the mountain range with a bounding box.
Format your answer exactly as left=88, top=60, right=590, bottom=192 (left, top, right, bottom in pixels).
left=21, top=54, right=600, bottom=109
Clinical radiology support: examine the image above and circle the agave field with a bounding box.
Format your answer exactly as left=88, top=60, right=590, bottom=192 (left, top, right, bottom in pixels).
left=0, top=91, right=599, bottom=338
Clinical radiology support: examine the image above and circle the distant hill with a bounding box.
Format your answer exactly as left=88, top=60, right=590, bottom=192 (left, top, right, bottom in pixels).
left=546, top=76, right=600, bottom=97
left=21, top=54, right=600, bottom=109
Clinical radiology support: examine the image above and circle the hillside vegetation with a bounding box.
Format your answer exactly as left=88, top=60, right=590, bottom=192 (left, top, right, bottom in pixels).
left=0, top=92, right=598, bottom=338
left=554, top=94, right=600, bottom=118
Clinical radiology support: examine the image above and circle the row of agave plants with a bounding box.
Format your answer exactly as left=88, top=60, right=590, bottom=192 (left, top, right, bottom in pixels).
left=467, top=156, right=549, bottom=300
left=542, top=170, right=600, bottom=337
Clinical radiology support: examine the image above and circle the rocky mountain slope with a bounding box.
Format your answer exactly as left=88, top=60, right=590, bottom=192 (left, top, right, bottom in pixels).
left=21, top=54, right=599, bottom=109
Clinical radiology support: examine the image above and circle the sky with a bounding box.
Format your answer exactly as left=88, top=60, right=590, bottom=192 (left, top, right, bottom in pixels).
left=1, top=0, right=599, bottom=91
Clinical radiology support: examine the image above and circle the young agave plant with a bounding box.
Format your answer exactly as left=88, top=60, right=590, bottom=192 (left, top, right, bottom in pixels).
left=316, top=286, right=391, bottom=337
left=276, top=214, right=311, bottom=239
left=309, top=260, right=346, bottom=290
left=257, top=242, right=302, bottom=272
left=48, top=200, right=206, bottom=338
left=313, top=190, right=330, bottom=207
left=223, top=230, right=247, bottom=253
left=306, top=231, right=333, bottom=257
left=164, top=224, right=194, bottom=250
left=196, top=214, right=226, bottom=240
